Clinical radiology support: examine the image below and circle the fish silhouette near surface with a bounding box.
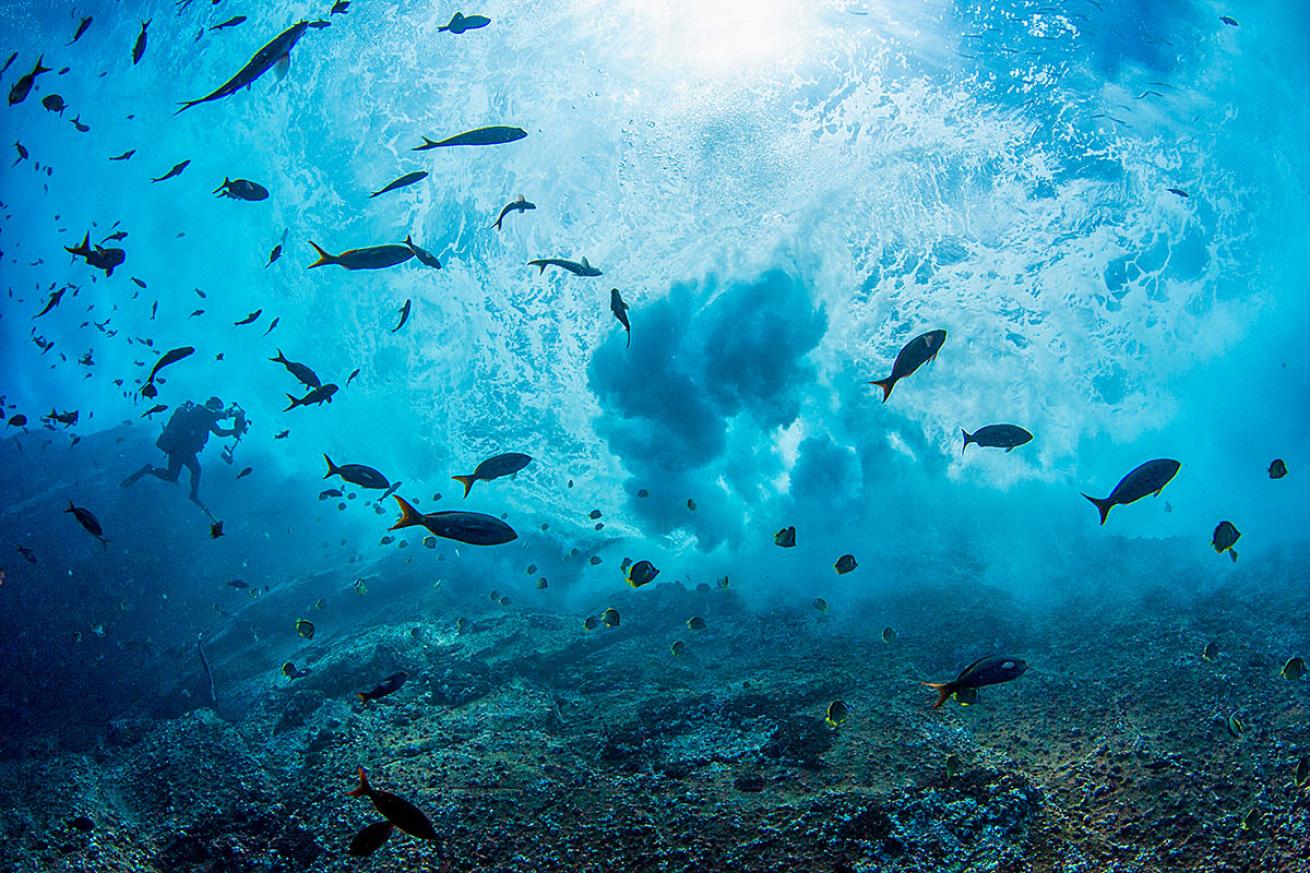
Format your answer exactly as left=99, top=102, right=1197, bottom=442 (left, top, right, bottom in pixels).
left=528, top=256, right=601, bottom=277
left=1082, top=459, right=1181, bottom=525
left=413, top=126, right=526, bottom=150
left=177, top=20, right=330, bottom=113
left=868, top=329, right=947, bottom=402
left=390, top=496, right=518, bottom=545
left=308, top=241, right=413, bottom=271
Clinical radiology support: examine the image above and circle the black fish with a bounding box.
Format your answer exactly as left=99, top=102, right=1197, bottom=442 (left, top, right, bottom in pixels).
left=141, top=404, right=167, bottom=418
left=868, top=329, right=947, bottom=402
left=438, top=12, right=491, bottom=33
left=263, top=316, right=280, bottom=336
left=324, top=455, right=389, bottom=489
left=402, top=235, right=441, bottom=269
left=177, top=20, right=330, bottom=113
left=414, top=126, right=527, bottom=150
left=391, top=497, right=518, bottom=545
left=626, top=560, right=659, bottom=588
left=1268, top=458, right=1287, bottom=479
left=491, top=194, right=535, bottom=230
left=346, top=768, right=439, bottom=841
left=42, top=94, right=66, bottom=115
left=13, top=141, right=28, bottom=165
left=151, top=160, right=191, bottom=183
left=109, top=149, right=135, bottom=161
left=392, top=299, right=412, bottom=333
left=214, top=177, right=269, bottom=201
left=236, top=466, right=253, bottom=480
left=286, top=384, right=338, bottom=409
left=357, top=671, right=408, bottom=703
left=1166, top=187, right=1189, bottom=198
left=346, top=368, right=361, bottom=386
left=961, top=424, right=1032, bottom=454
left=8, top=414, right=28, bottom=427
left=452, top=452, right=532, bottom=497
left=270, top=350, right=320, bottom=388
left=69, top=114, right=90, bottom=133
left=64, top=232, right=126, bottom=277
left=34, top=288, right=65, bottom=318
left=282, top=661, right=312, bottom=679
left=528, top=256, right=601, bottom=277
left=0, top=52, right=15, bottom=77
left=318, top=488, right=343, bottom=500
left=8, top=56, right=51, bottom=106
left=132, top=21, right=150, bottom=65
left=1220, top=15, right=1239, bottom=27
left=370, top=171, right=427, bottom=198
left=69, top=17, right=93, bottom=45
left=266, top=228, right=288, bottom=267
left=143, top=346, right=195, bottom=396
left=922, top=655, right=1028, bottom=709
left=1211, top=520, right=1240, bottom=562
left=331, top=1, right=352, bottom=14
left=210, top=16, right=248, bottom=31
left=308, top=241, right=413, bottom=271
left=64, top=501, right=108, bottom=549
left=274, top=429, right=290, bottom=440
left=1082, top=458, right=1181, bottom=525
left=17, top=545, right=37, bottom=563
left=609, top=288, right=630, bottom=347
left=233, top=308, right=262, bottom=326
left=347, top=821, right=393, bottom=857
left=774, top=526, right=796, bottom=548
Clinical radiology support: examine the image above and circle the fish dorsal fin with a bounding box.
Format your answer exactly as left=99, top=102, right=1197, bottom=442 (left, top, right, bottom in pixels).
left=515, top=194, right=525, bottom=203
left=580, top=257, right=590, bottom=267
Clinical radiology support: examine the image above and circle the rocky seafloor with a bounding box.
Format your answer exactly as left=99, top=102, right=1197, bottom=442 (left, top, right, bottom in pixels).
left=3, top=565, right=1310, bottom=873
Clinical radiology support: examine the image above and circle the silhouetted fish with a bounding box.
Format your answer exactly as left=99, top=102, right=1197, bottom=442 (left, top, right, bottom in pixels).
left=962, top=424, right=1032, bottom=454
left=177, top=20, right=330, bottom=113
left=324, top=455, right=390, bottom=489
left=270, top=350, right=320, bottom=388
left=307, top=241, right=413, bottom=270
left=64, top=501, right=108, bottom=549
left=369, top=171, right=427, bottom=198
left=922, top=655, right=1028, bottom=709
left=413, top=126, right=526, bottom=150
left=151, top=160, right=191, bottom=183
left=438, top=12, right=491, bottom=33
left=528, top=256, right=601, bottom=276
left=868, top=329, right=946, bottom=402
left=356, top=671, right=408, bottom=703
left=491, top=195, right=534, bottom=230
left=132, top=21, right=150, bottom=65
left=452, top=452, right=532, bottom=497
left=391, top=497, right=518, bottom=545
left=285, top=384, right=338, bottom=409
left=346, top=768, right=438, bottom=840
left=1082, top=458, right=1180, bottom=525
left=8, top=56, right=51, bottom=105
left=610, top=288, right=631, bottom=347
left=347, top=821, right=394, bottom=857
left=214, top=178, right=269, bottom=201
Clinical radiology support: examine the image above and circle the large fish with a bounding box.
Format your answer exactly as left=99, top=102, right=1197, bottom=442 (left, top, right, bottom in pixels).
left=451, top=452, right=532, bottom=497
left=868, top=329, right=946, bottom=402
left=961, top=424, right=1032, bottom=454
left=346, top=768, right=438, bottom=841
left=324, top=455, right=389, bottom=489
left=527, top=257, right=601, bottom=277
left=64, top=232, right=126, bottom=277
left=307, top=241, right=413, bottom=271
left=1082, top=458, right=1180, bottom=525
left=922, top=655, right=1028, bottom=709
left=390, top=497, right=517, bottom=545
left=177, top=20, right=330, bottom=113
left=413, top=126, right=527, bottom=150
left=269, top=350, right=320, bottom=388
left=65, top=501, right=109, bottom=550
left=9, top=56, right=51, bottom=105
left=142, top=346, right=195, bottom=397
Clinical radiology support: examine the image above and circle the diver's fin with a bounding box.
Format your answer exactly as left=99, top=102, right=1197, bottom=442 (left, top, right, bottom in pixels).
left=1082, top=493, right=1113, bottom=525
left=389, top=495, right=424, bottom=530
left=306, top=241, right=336, bottom=268
left=346, top=767, right=370, bottom=797
left=868, top=377, right=894, bottom=403
left=921, top=682, right=954, bottom=709
left=452, top=474, right=475, bottom=498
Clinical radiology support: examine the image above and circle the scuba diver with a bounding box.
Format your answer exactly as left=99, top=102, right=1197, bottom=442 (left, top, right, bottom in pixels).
left=121, top=397, right=248, bottom=517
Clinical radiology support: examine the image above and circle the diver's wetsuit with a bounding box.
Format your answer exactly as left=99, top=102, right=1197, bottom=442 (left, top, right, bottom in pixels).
left=121, top=401, right=241, bottom=513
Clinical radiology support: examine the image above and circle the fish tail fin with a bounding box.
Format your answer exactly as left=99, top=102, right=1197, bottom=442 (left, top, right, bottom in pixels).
left=452, top=474, right=475, bottom=498
left=307, top=241, right=336, bottom=268
left=389, top=495, right=423, bottom=530
left=271, top=349, right=288, bottom=365
left=961, top=429, right=972, bottom=454
left=1082, top=493, right=1112, bottom=525
left=346, top=767, right=370, bottom=797
left=323, top=453, right=339, bottom=479
left=403, top=234, right=415, bottom=247
left=284, top=394, right=300, bottom=411
left=921, top=682, right=954, bottom=709
left=175, top=99, right=202, bottom=115
left=35, top=56, right=50, bottom=74
left=212, top=177, right=229, bottom=195
left=414, top=136, right=437, bottom=150
left=66, top=500, right=75, bottom=512
left=1230, top=549, right=1238, bottom=563
left=868, top=378, right=893, bottom=403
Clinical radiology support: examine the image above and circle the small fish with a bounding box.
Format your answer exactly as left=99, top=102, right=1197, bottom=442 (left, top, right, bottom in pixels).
left=624, top=559, right=660, bottom=588
left=233, top=309, right=262, bottom=326
left=263, top=317, right=280, bottom=336
left=452, top=452, right=532, bottom=497
left=70, top=17, right=93, bottom=44
left=12, top=140, right=28, bottom=165
left=962, top=424, right=1033, bottom=454
left=1202, top=641, right=1219, bottom=662
left=345, top=767, right=439, bottom=841
left=357, top=671, right=408, bottom=703
left=670, top=640, right=686, bottom=656
left=812, top=598, right=828, bottom=612
left=491, top=195, right=535, bottom=230
left=1211, top=521, right=1240, bottom=562
left=1082, top=459, right=1181, bottom=525
left=151, top=160, right=191, bottom=183
left=824, top=699, right=849, bottom=728
left=7, top=414, right=28, bottom=427
left=686, top=616, right=706, bottom=631
left=582, top=615, right=600, bottom=631
left=1220, top=15, right=1239, bottom=27
left=285, top=384, right=339, bottom=409
left=331, top=1, right=352, bottom=14
left=34, top=288, right=65, bottom=318
left=347, top=821, right=394, bottom=857
left=1281, top=657, right=1306, bottom=681
left=834, top=554, right=857, bottom=575
left=318, top=488, right=344, bottom=500
left=945, top=753, right=963, bottom=781
left=70, top=115, right=90, bottom=133
left=274, top=429, right=290, bottom=440
left=282, top=661, right=311, bottom=680
left=346, top=368, right=361, bottom=387
left=774, top=526, right=796, bottom=548
left=64, top=501, right=108, bottom=549
left=0, top=52, right=14, bottom=76
left=1225, top=713, right=1245, bottom=738
left=536, top=577, right=548, bottom=589
left=882, top=627, right=897, bottom=643
left=370, top=171, right=428, bottom=198
left=527, top=256, right=601, bottom=277
left=1296, top=755, right=1310, bottom=789
left=324, top=455, right=390, bottom=489
left=141, top=404, right=168, bottom=419
left=414, top=126, right=526, bottom=150
left=16, top=545, right=37, bottom=564
left=236, top=466, right=253, bottom=480
left=109, top=149, right=136, bottom=161
left=922, top=655, right=1028, bottom=709
left=295, top=618, right=315, bottom=640
left=868, top=329, right=947, bottom=402
left=270, top=350, right=320, bottom=388
left=210, top=16, right=248, bottom=31
left=438, top=12, right=491, bottom=33
left=600, top=607, right=620, bottom=628
left=8, top=56, right=51, bottom=106
left=686, top=498, right=697, bottom=511
left=403, top=235, right=441, bottom=269
left=717, top=576, right=730, bottom=590
left=307, top=241, right=413, bottom=271
left=354, top=578, right=370, bottom=595
left=209, top=520, right=224, bottom=538
left=132, top=21, right=150, bottom=65
left=42, top=94, right=67, bottom=115
left=609, top=288, right=631, bottom=347
left=214, top=178, right=269, bottom=201
left=1166, top=187, right=1189, bottom=198
left=392, top=299, right=412, bottom=333
left=1268, top=458, right=1288, bottom=479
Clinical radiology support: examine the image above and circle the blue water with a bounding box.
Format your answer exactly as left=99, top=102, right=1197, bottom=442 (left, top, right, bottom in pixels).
left=3, top=1, right=1310, bottom=869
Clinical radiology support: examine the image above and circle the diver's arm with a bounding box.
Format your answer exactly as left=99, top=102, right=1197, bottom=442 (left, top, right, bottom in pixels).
left=211, top=423, right=238, bottom=437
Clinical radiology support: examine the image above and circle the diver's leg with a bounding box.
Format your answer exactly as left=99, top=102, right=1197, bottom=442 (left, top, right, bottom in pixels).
left=148, top=452, right=184, bottom=483
left=184, top=455, right=214, bottom=519
left=120, top=463, right=153, bottom=488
